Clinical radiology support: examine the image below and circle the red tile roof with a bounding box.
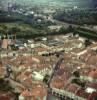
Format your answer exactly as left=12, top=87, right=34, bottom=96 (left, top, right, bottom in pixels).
left=21, top=90, right=32, bottom=97
left=88, top=70, right=97, bottom=79
left=0, top=92, right=15, bottom=100
left=51, top=77, right=65, bottom=89
left=66, top=84, right=80, bottom=93
left=31, top=83, right=47, bottom=99
left=87, top=83, right=97, bottom=90
left=76, top=89, right=90, bottom=99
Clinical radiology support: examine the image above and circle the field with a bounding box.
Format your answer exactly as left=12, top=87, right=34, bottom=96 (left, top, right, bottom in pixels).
left=0, top=22, right=47, bottom=38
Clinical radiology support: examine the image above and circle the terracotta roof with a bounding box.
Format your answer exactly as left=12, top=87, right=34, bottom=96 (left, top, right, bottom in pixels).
left=21, top=90, right=32, bottom=97
left=88, top=92, right=97, bottom=100
left=87, top=55, right=97, bottom=65
left=35, top=47, right=48, bottom=52
left=22, top=78, right=33, bottom=88
left=66, top=84, right=80, bottom=93
left=0, top=92, right=15, bottom=100
left=76, top=89, right=90, bottom=99
left=87, top=83, right=97, bottom=90
left=51, top=76, right=66, bottom=89
left=21, top=83, right=47, bottom=100
left=0, top=65, right=6, bottom=77
left=16, top=70, right=33, bottom=88
left=88, top=70, right=97, bottom=79
left=31, top=84, right=47, bottom=98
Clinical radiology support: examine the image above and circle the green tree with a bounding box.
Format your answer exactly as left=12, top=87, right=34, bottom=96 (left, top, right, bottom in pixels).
left=10, top=27, right=21, bottom=41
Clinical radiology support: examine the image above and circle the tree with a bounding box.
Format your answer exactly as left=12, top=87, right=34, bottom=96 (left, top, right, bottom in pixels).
left=85, top=39, right=92, bottom=47
left=10, top=27, right=20, bottom=41
left=67, top=25, right=74, bottom=32
left=59, top=27, right=66, bottom=34
left=0, top=25, right=8, bottom=39
left=73, top=70, right=80, bottom=77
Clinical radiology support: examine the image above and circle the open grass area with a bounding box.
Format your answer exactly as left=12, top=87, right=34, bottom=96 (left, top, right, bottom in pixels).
left=0, top=22, right=47, bottom=38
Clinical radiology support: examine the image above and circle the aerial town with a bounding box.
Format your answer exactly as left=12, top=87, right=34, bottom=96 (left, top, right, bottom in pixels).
left=0, top=0, right=97, bottom=100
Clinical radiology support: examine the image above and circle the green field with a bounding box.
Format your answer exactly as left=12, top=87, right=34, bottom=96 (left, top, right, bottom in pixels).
left=0, top=23, right=47, bottom=38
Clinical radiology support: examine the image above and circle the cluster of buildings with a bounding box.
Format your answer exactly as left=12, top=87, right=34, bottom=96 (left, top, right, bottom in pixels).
left=0, top=33, right=97, bottom=100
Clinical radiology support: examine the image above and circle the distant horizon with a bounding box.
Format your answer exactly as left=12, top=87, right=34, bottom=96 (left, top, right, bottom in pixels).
left=0, top=0, right=96, bottom=8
